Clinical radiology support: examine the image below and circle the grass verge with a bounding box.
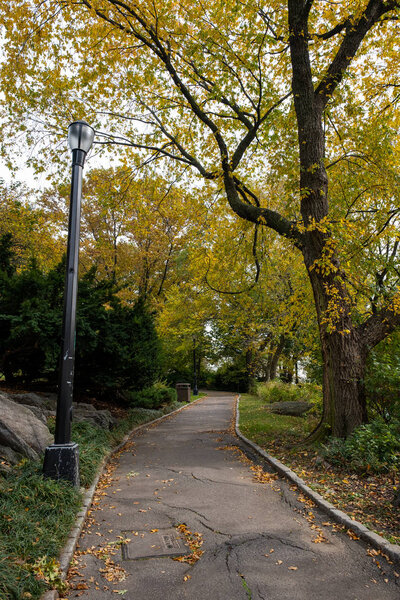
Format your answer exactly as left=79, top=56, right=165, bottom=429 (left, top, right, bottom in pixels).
left=0, top=401, right=189, bottom=599
left=239, top=393, right=400, bottom=546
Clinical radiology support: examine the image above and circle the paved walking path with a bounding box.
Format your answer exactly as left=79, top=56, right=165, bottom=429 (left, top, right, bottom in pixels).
left=67, top=393, right=399, bottom=599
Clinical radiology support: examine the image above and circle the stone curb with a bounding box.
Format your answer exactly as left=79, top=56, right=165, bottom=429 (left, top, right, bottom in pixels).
left=40, top=395, right=206, bottom=599
left=235, top=396, right=400, bottom=566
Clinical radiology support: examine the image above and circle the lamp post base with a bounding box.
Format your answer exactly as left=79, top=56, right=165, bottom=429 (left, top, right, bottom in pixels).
left=43, top=443, right=80, bottom=487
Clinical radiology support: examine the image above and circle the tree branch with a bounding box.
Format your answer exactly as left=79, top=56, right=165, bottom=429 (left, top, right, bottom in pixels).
left=359, top=297, right=400, bottom=351
left=315, top=0, right=400, bottom=111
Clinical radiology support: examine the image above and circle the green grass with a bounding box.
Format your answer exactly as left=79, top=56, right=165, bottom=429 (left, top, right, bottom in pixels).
left=0, top=402, right=187, bottom=599
left=239, top=393, right=319, bottom=447
left=0, top=460, right=81, bottom=599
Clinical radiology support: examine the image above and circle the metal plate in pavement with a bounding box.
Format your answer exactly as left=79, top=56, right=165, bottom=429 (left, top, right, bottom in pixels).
left=121, top=528, right=188, bottom=560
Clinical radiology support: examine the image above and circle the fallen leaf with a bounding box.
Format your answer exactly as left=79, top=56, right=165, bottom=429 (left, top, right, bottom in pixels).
left=288, top=566, right=298, bottom=571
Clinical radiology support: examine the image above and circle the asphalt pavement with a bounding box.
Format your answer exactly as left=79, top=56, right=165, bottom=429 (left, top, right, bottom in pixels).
left=66, top=392, right=400, bottom=599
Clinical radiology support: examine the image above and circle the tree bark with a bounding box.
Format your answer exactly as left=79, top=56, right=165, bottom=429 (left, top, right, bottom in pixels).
left=268, top=335, right=285, bottom=381
left=288, top=0, right=371, bottom=437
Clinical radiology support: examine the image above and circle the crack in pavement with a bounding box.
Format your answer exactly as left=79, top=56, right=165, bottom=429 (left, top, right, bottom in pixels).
left=156, top=501, right=211, bottom=523
left=255, top=585, right=268, bottom=600
left=224, top=533, right=315, bottom=554
left=238, top=572, right=253, bottom=600
left=190, top=471, right=250, bottom=487
left=198, top=519, right=232, bottom=537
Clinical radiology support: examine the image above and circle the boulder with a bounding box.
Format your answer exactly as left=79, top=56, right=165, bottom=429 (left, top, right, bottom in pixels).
left=0, top=444, right=20, bottom=466
left=268, top=401, right=312, bottom=417
left=10, top=392, right=57, bottom=411
left=0, top=392, right=53, bottom=461
left=21, top=404, right=48, bottom=424
left=73, top=404, right=116, bottom=430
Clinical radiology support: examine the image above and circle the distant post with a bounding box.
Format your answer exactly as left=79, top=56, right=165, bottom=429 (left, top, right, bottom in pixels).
left=43, top=121, right=95, bottom=486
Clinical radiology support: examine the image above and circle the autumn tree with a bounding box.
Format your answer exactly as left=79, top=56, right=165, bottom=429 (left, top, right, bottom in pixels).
left=0, top=179, right=63, bottom=270
left=2, top=1, right=400, bottom=436
left=39, top=166, right=204, bottom=303
left=158, top=206, right=317, bottom=389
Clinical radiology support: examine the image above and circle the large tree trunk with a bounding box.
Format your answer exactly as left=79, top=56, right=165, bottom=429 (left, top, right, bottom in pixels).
left=319, top=323, right=368, bottom=438
left=288, top=1, right=370, bottom=438
left=302, top=241, right=369, bottom=437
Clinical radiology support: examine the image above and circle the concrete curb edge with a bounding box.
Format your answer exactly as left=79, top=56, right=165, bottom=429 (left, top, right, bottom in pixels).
left=41, top=395, right=206, bottom=599
left=235, top=395, right=400, bottom=566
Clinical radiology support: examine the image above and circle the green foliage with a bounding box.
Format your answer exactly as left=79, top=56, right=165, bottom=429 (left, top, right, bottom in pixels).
left=76, top=288, right=161, bottom=395
left=0, top=235, right=64, bottom=382
left=127, top=382, right=178, bottom=410
left=322, top=419, right=400, bottom=474
left=255, top=380, right=322, bottom=410
left=213, top=354, right=250, bottom=393
left=365, top=336, right=400, bottom=421
left=0, top=232, right=16, bottom=277
left=238, top=393, right=319, bottom=447
left=0, top=237, right=160, bottom=396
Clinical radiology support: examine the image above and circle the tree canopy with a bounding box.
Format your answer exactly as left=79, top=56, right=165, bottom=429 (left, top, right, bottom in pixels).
left=1, top=0, right=400, bottom=436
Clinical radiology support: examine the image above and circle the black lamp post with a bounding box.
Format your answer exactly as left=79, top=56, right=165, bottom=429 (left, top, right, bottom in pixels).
left=43, top=121, right=95, bottom=486
left=193, top=336, right=199, bottom=396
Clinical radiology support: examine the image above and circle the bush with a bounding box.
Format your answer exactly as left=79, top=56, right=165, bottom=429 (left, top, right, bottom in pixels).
left=365, top=339, right=400, bottom=421
left=255, top=380, right=322, bottom=410
left=75, top=290, right=161, bottom=396
left=0, top=237, right=161, bottom=396
left=127, top=382, right=178, bottom=410
left=322, top=418, right=400, bottom=474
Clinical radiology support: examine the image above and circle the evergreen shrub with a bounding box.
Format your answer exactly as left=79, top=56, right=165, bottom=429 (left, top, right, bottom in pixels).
left=127, top=382, right=177, bottom=410
left=0, top=235, right=160, bottom=397
left=322, top=418, right=400, bottom=474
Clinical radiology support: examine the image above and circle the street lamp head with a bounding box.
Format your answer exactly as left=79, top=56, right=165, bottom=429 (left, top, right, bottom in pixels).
left=68, top=120, right=95, bottom=154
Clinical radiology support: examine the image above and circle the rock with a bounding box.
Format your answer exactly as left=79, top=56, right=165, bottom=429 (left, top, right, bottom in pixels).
left=10, top=392, right=56, bottom=411
left=21, top=404, right=48, bottom=424
left=268, top=401, right=312, bottom=416
left=0, top=392, right=53, bottom=461
left=0, top=444, right=20, bottom=465
left=73, top=405, right=116, bottom=430
left=40, top=392, right=58, bottom=408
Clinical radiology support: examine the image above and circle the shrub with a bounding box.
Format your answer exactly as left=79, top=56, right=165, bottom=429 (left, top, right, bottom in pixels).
left=255, top=380, right=322, bottom=409
left=322, top=418, right=400, bottom=474
left=75, top=291, right=161, bottom=396
left=365, top=339, right=400, bottom=421
left=127, top=382, right=177, bottom=410
left=0, top=238, right=161, bottom=396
